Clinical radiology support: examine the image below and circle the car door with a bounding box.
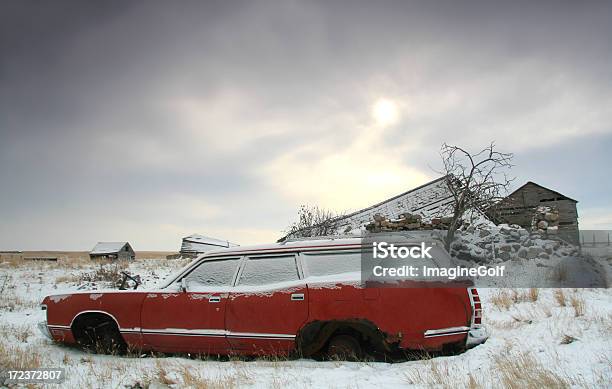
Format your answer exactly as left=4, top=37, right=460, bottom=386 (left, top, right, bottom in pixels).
left=140, top=257, right=241, bottom=354
left=225, top=253, right=308, bottom=355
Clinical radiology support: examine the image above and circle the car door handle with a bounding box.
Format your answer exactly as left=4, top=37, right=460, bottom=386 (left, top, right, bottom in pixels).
left=291, top=293, right=304, bottom=301
left=209, top=296, right=221, bottom=303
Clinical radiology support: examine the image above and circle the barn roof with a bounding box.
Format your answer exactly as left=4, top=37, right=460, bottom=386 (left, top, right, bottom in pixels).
left=339, top=176, right=452, bottom=221
left=282, top=176, right=455, bottom=240
left=90, top=242, right=130, bottom=255
left=506, top=181, right=578, bottom=203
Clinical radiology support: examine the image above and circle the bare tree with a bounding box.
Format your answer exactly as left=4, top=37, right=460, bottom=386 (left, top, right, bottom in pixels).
left=439, top=142, right=514, bottom=251
left=281, top=205, right=340, bottom=241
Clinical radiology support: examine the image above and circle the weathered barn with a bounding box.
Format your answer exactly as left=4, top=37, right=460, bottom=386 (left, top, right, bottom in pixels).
left=90, top=242, right=135, bottom=260
left=489, top=182, right=579, bottom=244
left=180, top=234, right=239, bottom=257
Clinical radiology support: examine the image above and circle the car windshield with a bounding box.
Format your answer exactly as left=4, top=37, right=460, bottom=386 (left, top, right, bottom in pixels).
left=158, top=256, right=203, bottom=289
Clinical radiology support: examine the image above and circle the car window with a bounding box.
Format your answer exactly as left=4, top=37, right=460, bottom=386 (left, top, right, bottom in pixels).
left=184, top=258, right=240, bottom=287
left=303, top=251, right=361, bottom=277
left=238, top=255, right=299, bottom=286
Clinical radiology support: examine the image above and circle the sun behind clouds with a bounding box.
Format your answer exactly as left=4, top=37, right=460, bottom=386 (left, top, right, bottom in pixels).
left=372, top=98, right=400, bottom=127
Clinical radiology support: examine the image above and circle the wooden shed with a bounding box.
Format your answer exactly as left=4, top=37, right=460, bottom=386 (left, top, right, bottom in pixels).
left=90, top=242, right=135, bottom=260
left=490, top=182, right=579, bottom=244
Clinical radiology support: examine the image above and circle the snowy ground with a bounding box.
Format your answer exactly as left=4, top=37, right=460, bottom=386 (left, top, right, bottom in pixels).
left=0, top=257, right=610, bottom=388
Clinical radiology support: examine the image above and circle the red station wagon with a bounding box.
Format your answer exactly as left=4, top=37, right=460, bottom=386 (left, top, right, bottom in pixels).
left=39, top=238, right=488, bottom=359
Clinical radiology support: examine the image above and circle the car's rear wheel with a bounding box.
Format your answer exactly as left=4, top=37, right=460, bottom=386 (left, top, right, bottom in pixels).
left=327, top=334, right=362, bottom=361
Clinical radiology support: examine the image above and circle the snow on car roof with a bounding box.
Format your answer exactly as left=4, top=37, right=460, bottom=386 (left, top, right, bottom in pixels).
left=200, top=233, right=446, bottom=258
left=90, top=242, right=129, bottom=254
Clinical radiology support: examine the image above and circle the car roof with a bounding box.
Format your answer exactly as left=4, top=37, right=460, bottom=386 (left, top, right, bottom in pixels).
left=199, top=233, right=445, bottom=259
left=200, top=237, right=362, bottom=258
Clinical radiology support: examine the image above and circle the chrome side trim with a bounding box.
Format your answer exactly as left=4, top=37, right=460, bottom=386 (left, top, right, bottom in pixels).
left=47, top=324, right=71, bottom=330
left=229, top=331, right=295, bottom=339
left=119, top=328, right=141, bottom=334
left=139, top=328, right=226, bottom=337
left=424, top=326, right=470, bottom=338
left=137, top=328, right=295, bottom=340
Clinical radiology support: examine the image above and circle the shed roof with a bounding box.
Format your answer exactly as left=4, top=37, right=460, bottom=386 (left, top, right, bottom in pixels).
left=182, top=234, right=238, bottom=247
left=506, top=181, right=578, bottom=203
left=180, top=234, right=239, bottom=254
left=90, top=242, right=131, bottom=255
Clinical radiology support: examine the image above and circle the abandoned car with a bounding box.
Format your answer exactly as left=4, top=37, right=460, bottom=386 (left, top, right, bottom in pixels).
left=39, top=237, right=487, bottom=358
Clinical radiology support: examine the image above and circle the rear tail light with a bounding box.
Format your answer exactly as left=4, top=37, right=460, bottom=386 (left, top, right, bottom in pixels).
left=468, top=288, right=483, bottom=327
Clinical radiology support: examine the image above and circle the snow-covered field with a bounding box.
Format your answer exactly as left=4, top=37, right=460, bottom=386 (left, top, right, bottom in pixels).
left=0, top=258, right=610, bottom=388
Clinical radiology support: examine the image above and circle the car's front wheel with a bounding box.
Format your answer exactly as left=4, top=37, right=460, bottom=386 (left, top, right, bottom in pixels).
left=72, top=314, right=127, bottom=354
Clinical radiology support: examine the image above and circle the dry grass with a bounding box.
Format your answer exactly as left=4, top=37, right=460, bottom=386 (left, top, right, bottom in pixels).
left=560, top=334, right=579, bottom=345
left=179, top=364, right=241, bottom=389
left=569, top=295, right=586, bottom=317
left=509, top=305, right=553, bottom=324
left=0, top=256, right=23, bottom=268
left=0, top=255, right=91, bottom=271
left=554, top=289, right=567, bottom=307
left=15, top=326, right=32, bottom=343
left=77, top=262, right=128, bottom=285
left=55, top=274, right=80, bottom=283
left=592, top=313, right=612, bottom=336
left=492, top=351, right=571, bottom=388
left=491, top=290, right=513, bottom=310
left=404, top=359, right=484, bottom=388
left=0, top=324, right=31, bottom=342
left=490, top=289, right=541, bottom=310
left=487, top=318, right=526, bottom=330
left=404, top=360, right=454, bottom=388
left=154, top=360, right=178, bottom=386
left=0, top=256, right=127, bottom=276
left=0, top=291, right=38, bottom=311
left=0, top=340, right=43, bottom=370
left=541, top=304, right=552, bottom=318
left=527, top=288, right=539, bottom=302
left=136, top=360, right=249, bottom=389
left=57, top=257, right=91, bottom=269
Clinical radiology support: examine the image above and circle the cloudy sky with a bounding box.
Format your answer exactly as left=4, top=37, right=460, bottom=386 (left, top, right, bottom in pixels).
left=1, top=0, right=611, bottom=251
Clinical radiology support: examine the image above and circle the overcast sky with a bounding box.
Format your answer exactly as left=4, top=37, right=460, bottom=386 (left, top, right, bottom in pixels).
left=1, top=0, right=611, bottom=251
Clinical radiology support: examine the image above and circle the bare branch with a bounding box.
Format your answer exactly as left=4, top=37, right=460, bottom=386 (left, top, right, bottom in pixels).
left=439, top=142, right=514, bottom=251
left=282, top=205, right=342, bottom=239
